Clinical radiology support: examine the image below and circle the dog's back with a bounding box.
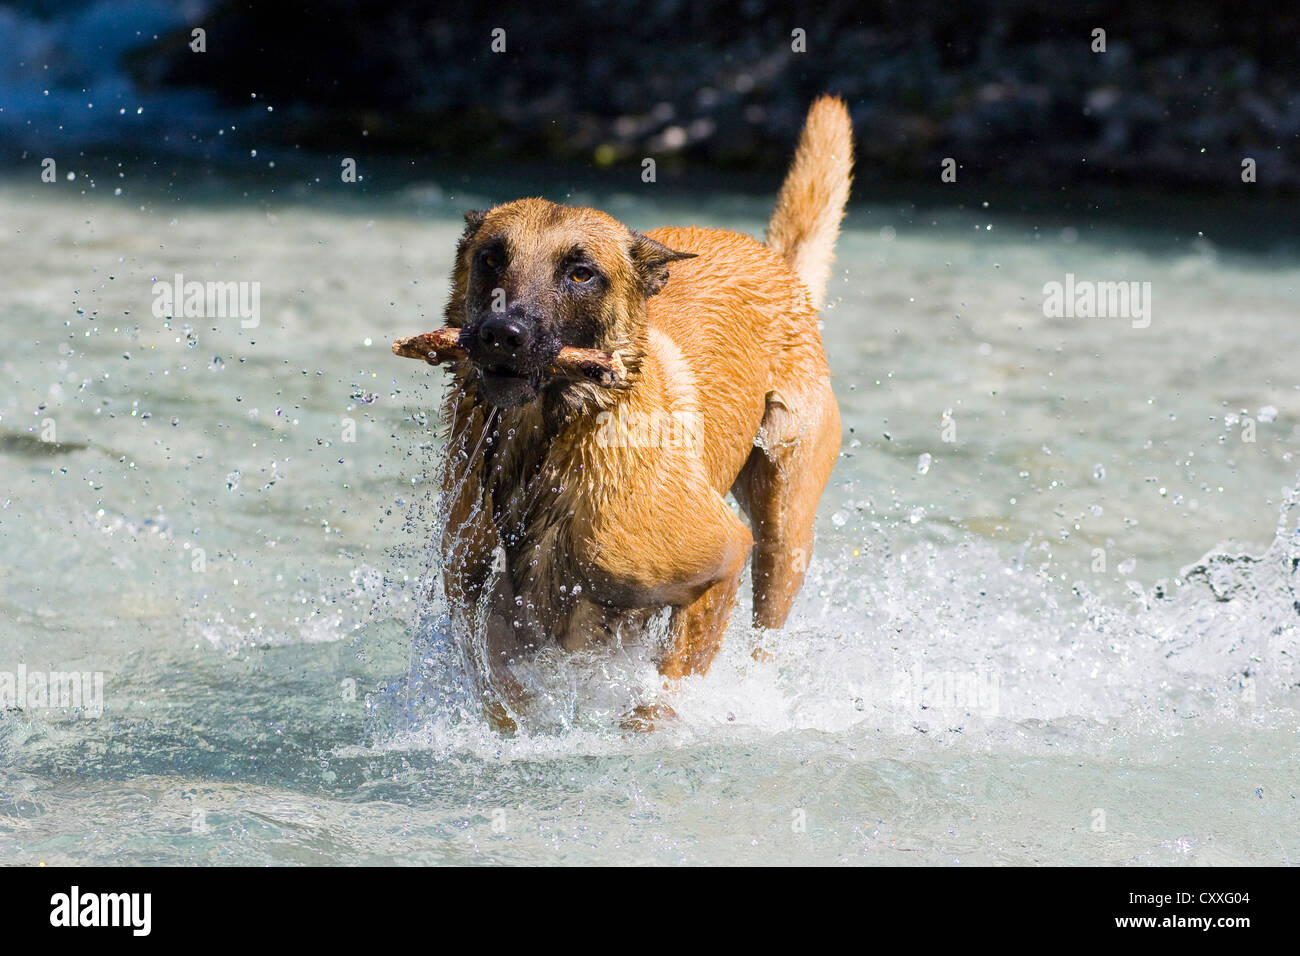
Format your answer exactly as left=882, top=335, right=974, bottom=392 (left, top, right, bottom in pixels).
left=631, top=96, right=851, bottom=646
left=636, top=95, right=853, bottom=494
left=638, top=227, right=825, bottom=492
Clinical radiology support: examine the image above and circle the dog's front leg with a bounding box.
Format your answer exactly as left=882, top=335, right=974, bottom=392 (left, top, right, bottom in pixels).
left=442, top=529, right=528, bottom=731
left=474, top=569, right=538, bottom=733
left=621, top=495, right=752, bottom=732
left=439, top=503, right=534, bottom=732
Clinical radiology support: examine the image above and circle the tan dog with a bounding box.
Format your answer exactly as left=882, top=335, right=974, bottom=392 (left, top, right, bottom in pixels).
left=437, top=96, right=852, bottom=730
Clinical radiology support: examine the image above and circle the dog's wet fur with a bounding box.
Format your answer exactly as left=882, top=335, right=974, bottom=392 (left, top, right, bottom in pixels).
left=437, top=96, right=854, bottom=731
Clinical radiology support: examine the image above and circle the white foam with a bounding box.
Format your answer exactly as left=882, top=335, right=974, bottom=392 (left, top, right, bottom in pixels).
left=363, top=479, right=1300, bottom=760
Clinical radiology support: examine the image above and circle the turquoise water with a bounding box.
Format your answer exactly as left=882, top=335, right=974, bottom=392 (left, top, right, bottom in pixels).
left=0, top=178, right=1297, bottom=864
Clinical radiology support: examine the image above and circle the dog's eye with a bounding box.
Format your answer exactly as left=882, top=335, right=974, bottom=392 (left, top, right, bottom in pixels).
left=480, top=250, right=501, bottom=270
left=569, top=266, right=594, bottom=284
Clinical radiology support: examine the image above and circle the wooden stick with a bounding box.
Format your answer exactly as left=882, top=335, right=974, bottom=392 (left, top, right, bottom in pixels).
left=391, top=328, right=626, bottom=387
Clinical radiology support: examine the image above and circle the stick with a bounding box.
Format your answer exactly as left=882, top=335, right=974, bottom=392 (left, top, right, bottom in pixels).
left=391, top=328, right=626, bottom=387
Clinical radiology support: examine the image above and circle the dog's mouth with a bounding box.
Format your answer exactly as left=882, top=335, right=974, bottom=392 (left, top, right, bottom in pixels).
left=472, top=359, right=544, bottom=408
left=481, top=362, right=527, bottom=380
left=461, top=317, right=564, bottom=409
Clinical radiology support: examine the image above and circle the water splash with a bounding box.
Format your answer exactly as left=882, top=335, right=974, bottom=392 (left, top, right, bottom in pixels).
left=360, top=461, right=1300, bottom=759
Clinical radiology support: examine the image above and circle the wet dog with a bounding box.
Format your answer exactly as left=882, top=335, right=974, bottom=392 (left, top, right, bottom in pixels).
left=437, top=96, right=852, bottom=730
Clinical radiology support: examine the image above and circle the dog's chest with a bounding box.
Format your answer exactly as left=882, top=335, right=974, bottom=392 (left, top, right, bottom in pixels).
left=480, top=432, right=658, bottom=640
left=480, top=435, right=584, bottom=601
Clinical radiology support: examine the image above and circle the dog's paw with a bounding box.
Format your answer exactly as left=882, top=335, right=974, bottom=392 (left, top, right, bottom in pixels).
left=483, top=697, right=519, bottom=736
left=619, top=703, right=677, bottom=733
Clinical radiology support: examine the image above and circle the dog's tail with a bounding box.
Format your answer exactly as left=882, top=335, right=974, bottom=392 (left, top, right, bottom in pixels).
left=765, top=95, right=854, bottom=312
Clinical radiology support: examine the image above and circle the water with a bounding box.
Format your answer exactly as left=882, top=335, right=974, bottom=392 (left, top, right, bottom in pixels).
left=1, top=178, right=1297, bottom=865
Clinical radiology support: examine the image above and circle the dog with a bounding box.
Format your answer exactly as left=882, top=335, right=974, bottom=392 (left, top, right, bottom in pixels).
left=437, top=96, right=852, bottom=730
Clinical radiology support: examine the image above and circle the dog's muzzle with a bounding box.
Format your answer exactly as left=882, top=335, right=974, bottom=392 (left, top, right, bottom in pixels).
left=463, top=311, right=556, bottom=408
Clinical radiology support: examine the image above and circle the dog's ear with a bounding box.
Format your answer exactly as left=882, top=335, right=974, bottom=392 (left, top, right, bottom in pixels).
left=457, top=209, right=487, bottom=255
left=629, top=231, right=696, bottom=297
left=446, top=210, right=488, bottom=327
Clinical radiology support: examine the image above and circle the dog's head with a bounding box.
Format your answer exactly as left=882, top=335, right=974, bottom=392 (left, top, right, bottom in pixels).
left=445, top=198, right=694, bottom=409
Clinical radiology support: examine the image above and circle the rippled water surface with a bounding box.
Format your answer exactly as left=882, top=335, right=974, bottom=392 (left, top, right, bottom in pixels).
left=1, top=177, right=1297, bottom=865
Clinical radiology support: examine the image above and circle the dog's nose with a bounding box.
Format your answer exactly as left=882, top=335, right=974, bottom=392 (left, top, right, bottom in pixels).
left=478, top=315, right=532, bottom=356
